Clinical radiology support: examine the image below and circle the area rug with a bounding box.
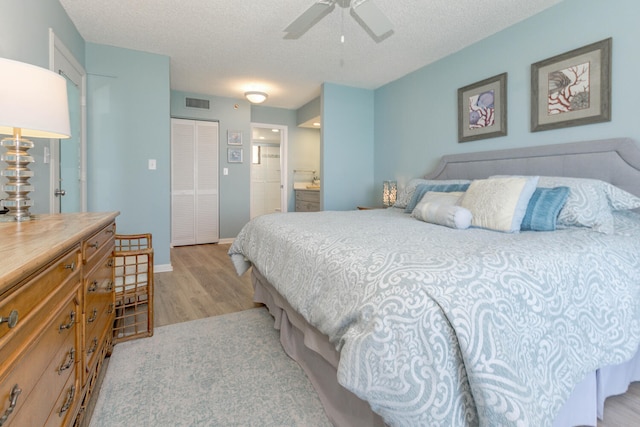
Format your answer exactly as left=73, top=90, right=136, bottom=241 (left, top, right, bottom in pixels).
left=89, top=308, right=332, bottom=427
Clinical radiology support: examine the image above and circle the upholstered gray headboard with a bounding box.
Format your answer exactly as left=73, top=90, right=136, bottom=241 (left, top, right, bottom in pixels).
left=425, top=138, right=640, bottom=199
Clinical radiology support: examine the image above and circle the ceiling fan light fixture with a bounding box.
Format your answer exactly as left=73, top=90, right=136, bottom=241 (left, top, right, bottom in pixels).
left=245, top=91, right=268, bottom=104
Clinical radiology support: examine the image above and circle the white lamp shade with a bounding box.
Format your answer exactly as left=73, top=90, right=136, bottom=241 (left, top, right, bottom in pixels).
left=0, top=57, right=71, bottom=139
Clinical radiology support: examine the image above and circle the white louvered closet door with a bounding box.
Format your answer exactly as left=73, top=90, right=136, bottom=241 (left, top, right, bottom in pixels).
left=171, top=119, right=219, bottom=246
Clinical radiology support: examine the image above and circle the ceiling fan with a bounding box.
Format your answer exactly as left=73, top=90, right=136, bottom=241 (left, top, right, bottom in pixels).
left=284, top=0, right=394, bottom=41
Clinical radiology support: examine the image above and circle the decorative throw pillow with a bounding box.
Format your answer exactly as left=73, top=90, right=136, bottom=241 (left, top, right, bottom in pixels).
left=394, top=179, right=471, bottom=209
left=412, top=192, right=472, bottom=229
left=536, top=177, right=619, bottom=234
left=404, top=183, right=471, bottom=213
left=521, top=186, right=570, bottom=231
left=491, top=176, right=640, bottom=234
left=459, top=176, right=539, bottom=233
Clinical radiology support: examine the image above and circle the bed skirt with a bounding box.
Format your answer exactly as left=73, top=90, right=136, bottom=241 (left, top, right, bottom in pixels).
left=251, top=267, right=640, bottom=427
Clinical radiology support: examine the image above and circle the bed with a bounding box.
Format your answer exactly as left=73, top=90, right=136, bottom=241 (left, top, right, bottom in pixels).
left=229, top=137, right=640, bottom=427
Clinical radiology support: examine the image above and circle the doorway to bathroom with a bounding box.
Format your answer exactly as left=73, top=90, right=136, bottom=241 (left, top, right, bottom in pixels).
left=250, top=123, right=288, bottom=219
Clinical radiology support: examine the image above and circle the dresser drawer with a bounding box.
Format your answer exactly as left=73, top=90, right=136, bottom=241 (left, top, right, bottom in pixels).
left=295, top=200, right=320, bottom=212
left=0, top=294, right=79, bottom=427
left=83, top=310, right=112, bottom=384
left=44, top=372, right=79, bottom=427
left=0, top=252, right=80, bottom=368
left=82, top=222, right=116, bottom=267
left=0, top=247, right=79, bottom=343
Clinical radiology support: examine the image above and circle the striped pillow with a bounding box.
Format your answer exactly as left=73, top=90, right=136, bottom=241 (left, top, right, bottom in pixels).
left=521, top=187, right=570, bottom=231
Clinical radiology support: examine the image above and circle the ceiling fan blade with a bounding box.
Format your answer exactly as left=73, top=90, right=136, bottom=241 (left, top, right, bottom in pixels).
left=351, top=0, right=393, bottom=38
left=284, top=1, right=336, bottom=39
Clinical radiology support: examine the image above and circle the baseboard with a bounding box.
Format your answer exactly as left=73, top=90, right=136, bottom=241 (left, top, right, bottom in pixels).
left=218, top=238, right=235, bottom=245
left=154, top=263, right=173, bottom=273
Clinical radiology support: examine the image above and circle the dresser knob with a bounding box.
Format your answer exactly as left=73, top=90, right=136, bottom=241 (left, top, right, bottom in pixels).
left=64, top=261, right=76, bottom=272
left=0, top=310, right=18, bottom=329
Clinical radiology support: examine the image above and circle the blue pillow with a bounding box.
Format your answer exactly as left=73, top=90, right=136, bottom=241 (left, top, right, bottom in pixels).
left=521, top=186, right=570, bottom=231
left=404, top=183, right=470, bottom=213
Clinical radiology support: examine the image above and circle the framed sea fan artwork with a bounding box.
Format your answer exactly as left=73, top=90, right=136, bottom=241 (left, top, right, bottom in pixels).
left=531, top=38, right=611, bottom=132
left=458, top=73, right=507, bottom=142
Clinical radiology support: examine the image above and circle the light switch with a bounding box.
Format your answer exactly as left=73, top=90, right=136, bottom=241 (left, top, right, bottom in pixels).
left=223, top=168, right=228, bottom=176
left=148, top=159, right=156, bottom=170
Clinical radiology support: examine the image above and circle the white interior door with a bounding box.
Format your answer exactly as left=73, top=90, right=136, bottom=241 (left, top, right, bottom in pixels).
left=194, top=121, right=219, bottom=244
left=50, top=29, right=86, bottom=213
left=171, top=119, right=196, bottom=246
left=58, top=76, right=81, bottom=212
left=250, top=123, right=288, bottom=219
left=171, top=119, right=219, bottom=246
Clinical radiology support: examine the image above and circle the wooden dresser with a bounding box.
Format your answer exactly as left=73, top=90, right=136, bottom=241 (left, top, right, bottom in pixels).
left=0, top=212, right=119, bottom=427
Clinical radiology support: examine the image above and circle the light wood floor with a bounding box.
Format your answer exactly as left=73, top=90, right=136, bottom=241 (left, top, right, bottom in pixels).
left=155, top=243, right=638, bottom=426
left=154, top=243, right=260, bottom=327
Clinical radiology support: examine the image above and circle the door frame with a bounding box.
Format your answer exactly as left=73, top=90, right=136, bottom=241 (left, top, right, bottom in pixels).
left=250, top=122, right=288, bottom=217
left=49, top=29, right=87, bottom=213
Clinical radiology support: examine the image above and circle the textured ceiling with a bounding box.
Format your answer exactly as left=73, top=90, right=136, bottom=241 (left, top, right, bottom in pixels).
left=59, top=0, right=562, bottom=110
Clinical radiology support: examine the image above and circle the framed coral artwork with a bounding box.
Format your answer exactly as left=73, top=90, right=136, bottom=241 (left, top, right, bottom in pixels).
left=458, top=73, right=507, bottom=143
left=531, top=38, right=611, bottom=132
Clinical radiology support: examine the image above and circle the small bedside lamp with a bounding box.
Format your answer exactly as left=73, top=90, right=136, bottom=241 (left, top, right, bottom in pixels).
left=383, top=180, right=397, bottom=207
left=0, top=58, right=70, bottom=221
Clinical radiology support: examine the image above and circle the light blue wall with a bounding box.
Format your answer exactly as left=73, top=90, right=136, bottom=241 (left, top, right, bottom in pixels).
left=374, top=0, right=640, bottom=192
left=296, top=97, right=321, bottom=126
left=0, top=0, right=85, bottom=214
left=322, top=83, right=375, bottom=210
left=86, top=43, right=171, bottom=265
left=170, top=91, right=251, bottom=239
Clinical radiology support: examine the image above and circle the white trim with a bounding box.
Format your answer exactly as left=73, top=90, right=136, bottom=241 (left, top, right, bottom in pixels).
left=154, top=264, right=173, bottom=273
left=218, top=238, right=235, bottom=245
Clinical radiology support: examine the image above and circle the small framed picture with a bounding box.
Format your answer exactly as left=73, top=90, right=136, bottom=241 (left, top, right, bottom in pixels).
left=228, top=148, right=243, bottom=163
left=457, top=73, right=507, bottom=143
left=227, top=130, right=242, bottom=145
left=531, top=38, right=611, bottom=132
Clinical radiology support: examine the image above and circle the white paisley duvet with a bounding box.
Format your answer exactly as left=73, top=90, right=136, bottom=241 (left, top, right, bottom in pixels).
left=229, top=208, right=640, bottom=426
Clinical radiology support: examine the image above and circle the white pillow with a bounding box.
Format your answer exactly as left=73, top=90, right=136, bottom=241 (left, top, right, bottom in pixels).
left=538, top=177, right=640, bottom=234
left=412, top=192, right=472, bottom=229
left=460, top=176, right=539, bottom=232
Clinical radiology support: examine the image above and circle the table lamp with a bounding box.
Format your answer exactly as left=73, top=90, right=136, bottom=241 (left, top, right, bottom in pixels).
left=383, top=180, right=397, bottom=207
left=0, top=57, right=70, bottom=221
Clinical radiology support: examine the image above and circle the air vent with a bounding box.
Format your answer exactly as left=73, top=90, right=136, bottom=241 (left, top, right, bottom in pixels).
left=185, top=97, right=210, bottom=109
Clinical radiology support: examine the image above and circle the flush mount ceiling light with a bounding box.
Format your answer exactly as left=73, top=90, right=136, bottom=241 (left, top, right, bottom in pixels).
left=245, top=91, right=268, bottom=104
